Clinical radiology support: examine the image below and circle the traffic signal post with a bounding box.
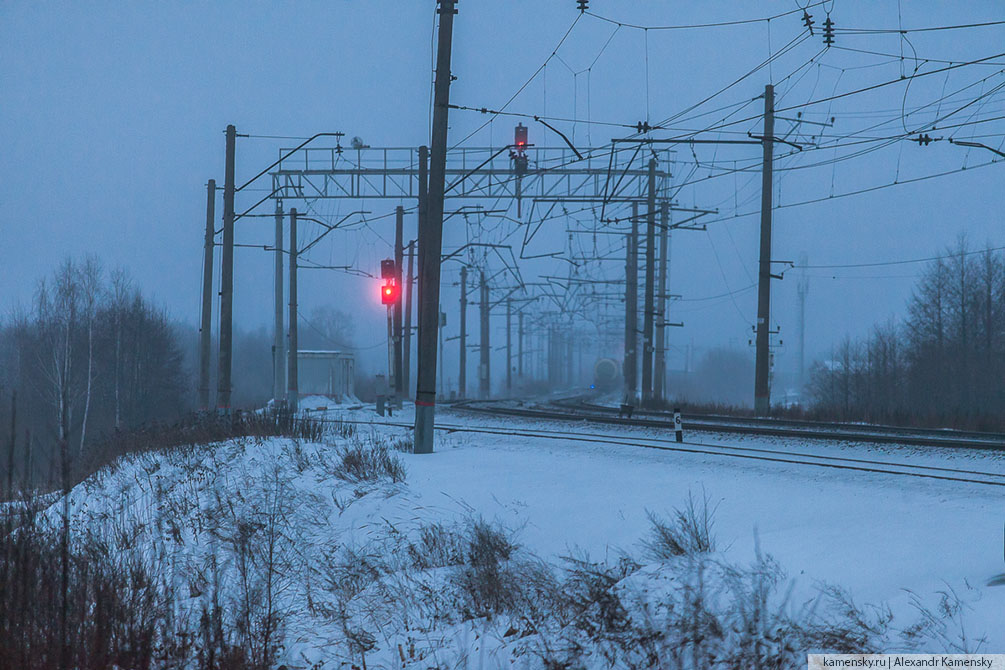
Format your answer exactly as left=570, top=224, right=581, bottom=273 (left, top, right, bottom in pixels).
left=380, top=258, right=401, bottom=409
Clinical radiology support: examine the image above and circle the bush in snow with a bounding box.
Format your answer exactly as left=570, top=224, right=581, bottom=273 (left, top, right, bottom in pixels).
left=642, top=487, right=719, bottom=559
left=327, top=436, right=407, bottom=484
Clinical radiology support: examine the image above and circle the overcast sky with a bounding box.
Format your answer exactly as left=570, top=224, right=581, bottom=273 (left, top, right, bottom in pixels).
left=3, top=1, right=1004, bottom=393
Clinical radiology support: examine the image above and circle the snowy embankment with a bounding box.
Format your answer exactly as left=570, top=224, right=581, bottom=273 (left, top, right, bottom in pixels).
left=44, top=400, right=1005, bottom=667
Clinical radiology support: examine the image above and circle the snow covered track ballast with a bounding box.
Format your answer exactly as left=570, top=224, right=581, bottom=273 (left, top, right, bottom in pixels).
left=471, top=397, right=1005, bottom=451
left=427, top=402, right=1005, bottom=488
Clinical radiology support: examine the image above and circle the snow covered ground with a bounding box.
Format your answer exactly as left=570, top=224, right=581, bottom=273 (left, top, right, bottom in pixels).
left=44, top=399, right=1005, bottom=667
left=369, top=403, right=1005, bottom=643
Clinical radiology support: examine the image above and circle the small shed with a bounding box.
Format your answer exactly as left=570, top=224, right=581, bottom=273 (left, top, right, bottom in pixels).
left=297, top=350, right=355, bottom=401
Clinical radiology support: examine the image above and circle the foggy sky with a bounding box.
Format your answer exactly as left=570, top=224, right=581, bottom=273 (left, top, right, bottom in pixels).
left=3, top=1, right=1003, bottom=393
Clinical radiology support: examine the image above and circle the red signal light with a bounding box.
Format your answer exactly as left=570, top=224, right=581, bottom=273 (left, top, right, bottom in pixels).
left=514, top=123, right=528, bottom=150
left=380, top=281, right=399, bottom=305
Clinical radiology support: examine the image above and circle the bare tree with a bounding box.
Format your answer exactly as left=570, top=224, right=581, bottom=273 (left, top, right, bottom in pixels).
left=810, top=241, right=1005, bottom=429
left=77, top=257, right=103, bottom=454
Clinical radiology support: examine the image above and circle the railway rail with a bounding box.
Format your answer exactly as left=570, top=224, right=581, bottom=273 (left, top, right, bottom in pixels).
left=563, top=397, right=1005, bottom=443
left=327, top=411, right=1005, bottom=489
left=452, top=397, right=1005, bottom=451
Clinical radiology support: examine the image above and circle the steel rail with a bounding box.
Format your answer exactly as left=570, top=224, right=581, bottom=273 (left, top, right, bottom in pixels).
left=309, top=411, right=1005, bottom=488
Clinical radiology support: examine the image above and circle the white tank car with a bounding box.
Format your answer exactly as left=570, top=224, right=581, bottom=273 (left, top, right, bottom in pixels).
left=593, top=358, right=620, bottom=390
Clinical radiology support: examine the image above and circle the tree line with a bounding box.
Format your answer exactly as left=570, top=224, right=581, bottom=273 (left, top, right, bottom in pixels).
left=0, top=257, right=366, bottom=492
left=808, top=238, right=1005, bottom=430
left=0, top=258, right=188, bottom=488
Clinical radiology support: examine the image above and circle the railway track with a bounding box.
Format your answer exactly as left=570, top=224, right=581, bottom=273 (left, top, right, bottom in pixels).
left=455, top=397, right=1005, bottom=451
left=332, top=412, right=1005, bottom=488
left=562, top=397, right=1005, bottom=443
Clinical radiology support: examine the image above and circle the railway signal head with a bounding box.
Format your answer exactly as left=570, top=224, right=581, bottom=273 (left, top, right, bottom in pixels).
left=511, top=123, right=529, bottom=175
left=514, top=123, right=528, bottom=150
left=380, top=258, right=396, bottom=280
left=380, top=281, right=399, bottom=305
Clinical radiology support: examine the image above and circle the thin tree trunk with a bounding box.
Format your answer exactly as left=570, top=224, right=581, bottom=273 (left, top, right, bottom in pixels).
left=114, top=311, right=122, bottom=430
left=6, top=390, right=15, bottom=495
left=79, top=317, right=93, bottom=454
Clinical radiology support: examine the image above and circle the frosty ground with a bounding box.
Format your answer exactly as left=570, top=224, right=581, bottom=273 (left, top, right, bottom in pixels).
left=46, top=396, right=1005, bottom=668
left=369, top=402, right=1005, bottom=638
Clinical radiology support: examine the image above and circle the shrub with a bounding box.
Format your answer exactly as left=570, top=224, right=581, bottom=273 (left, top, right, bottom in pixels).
left=643, top=488, right=718, bottom=559
left=406, top=522, right=467, bottom=570
left=329, top=439, right=406, bottom=484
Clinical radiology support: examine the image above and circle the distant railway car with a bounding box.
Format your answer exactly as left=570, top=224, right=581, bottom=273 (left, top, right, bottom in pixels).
left=593, top=358, right=621, bottom=391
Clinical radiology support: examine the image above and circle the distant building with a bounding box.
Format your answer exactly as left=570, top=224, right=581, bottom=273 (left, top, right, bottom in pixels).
left=297, top=350, right=355, bottom=401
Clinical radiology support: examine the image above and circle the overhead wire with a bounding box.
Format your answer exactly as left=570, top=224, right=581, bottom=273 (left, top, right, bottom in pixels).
left=451, top=12, right=582, bottom=149
left=585, top=1, right=830, bottom=32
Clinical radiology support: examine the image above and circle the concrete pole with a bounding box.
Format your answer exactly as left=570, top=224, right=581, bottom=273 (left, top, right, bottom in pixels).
left=754, top=84, right=775, bottom=416
left=654, top=199, right=670, bottom=404
left=623, top=202, right=639, bottom=405
left=198, top=179, right=216, bottom=410
left=403, top=240, right=415, bottom=398
left=273, top=199, right=285, bottom=404
left=217, top=125, right=236, bottom=410
left=413, top=0, right=457, bottom=453
left=479, top=270, right=490, bottom=398
left=287, top=208, right=299, bottom=411
left=506, top=298, right=512, bottom=394
left=415, top=146, right=428, bottom=308
left=412, top=0, right=456, bottom=450
left=641, top=159, right=657, bottom=406
left=410, top=0, right=458, bottom=450
left=438, top=309, right=445, bottom=398
left=459, top=264, right=467, bottom=398
left=393, top=205, right=404, bottom=402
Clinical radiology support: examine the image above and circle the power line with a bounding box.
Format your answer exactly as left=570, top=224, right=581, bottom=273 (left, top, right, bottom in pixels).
left=451, top=13, right=582, bottom=148
left=659, top=51, right=1005, bottom=140
left=835, top=19, right=1005, bottom=35
left=585, top=1, right=829, bottom=31
left=797, top=244, right=1005, bottom=270
left=696, top=156, right=1001, bottom=227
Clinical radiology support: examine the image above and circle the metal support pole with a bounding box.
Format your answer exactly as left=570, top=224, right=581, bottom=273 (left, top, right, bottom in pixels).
left=642, top=159, right=657, bottom=406
left=797, top=252, right=809, bottom=392
left=273, top=200, right=285, bottom=404
left=506, top=298, right=512, bottom=394
left=287, top=208, right=299, bottom=411
left=198, top=179, right=216, bottom=410
left=459, top=264, right=467, bottom=398
left=518, top=311, right=524, bottom=379
left=217, top=125, right=237, bottom=410
left=654, top=199, right=670, bottom=404
left=403, top=240, right=415, bottom=399
left=566, top=326, right=573, bottom=387
left=413, top=0, right=457, bottom=453
left=623, top=202, right=639, bottom=405
left=393, top=205, right=404, bottom=402
left=387, top=305, right=395, bottom=399
left=754, top=84, right=775, bottom=416
left=547, top=326, right=554, bottom=385
left=479, top=270, right=490, bottom=398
